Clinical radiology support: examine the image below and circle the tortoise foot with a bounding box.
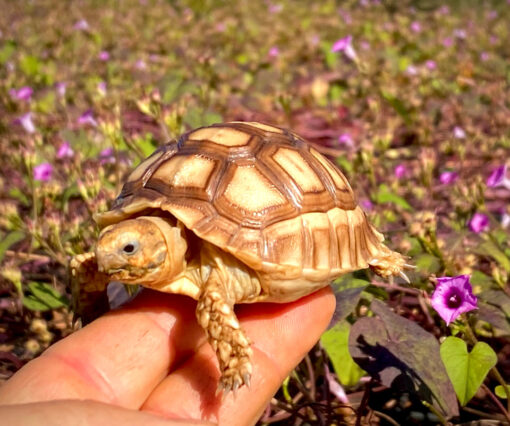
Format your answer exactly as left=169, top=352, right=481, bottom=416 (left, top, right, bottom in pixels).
left=196, top=283, right=253, bottom=394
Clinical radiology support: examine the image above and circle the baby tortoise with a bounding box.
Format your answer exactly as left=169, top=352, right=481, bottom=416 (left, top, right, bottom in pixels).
left=71, top=121, right=408, bottom=393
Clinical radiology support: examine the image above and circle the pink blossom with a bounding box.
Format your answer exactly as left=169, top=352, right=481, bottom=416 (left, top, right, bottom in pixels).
left=78, top=110, right=97, bottom=127
left=97, top=81, right=107, bottom=95
left=425, top=60, right=436, bottom=70
left=480, top=52, right=489, bottom=61
left=268, top=3, right=282, bottom=13
left=33, top=163, right=53, bottom=181
left=468, top=213, right=489, bottom=233
left=10, top=86, right=33, bottom=101
left=431, top=275, right=477, bottom=325
left=442, top=37, right=453, bottom=47
left=338, top=133, right=354, bottom=147
left=57, top=142, right=74, bottom=159
left=99, top=147, right=115, bottom=164
left=55, top=82, right=67, bottom=97
left=394, top=164, right=407, bottom=179
left=331, top=35, right=358, bottom=61
left=135, top=59, right=147, bottom=70
left=99, top=51, right=110, bottom=61
left=15, top=112, right=36, bottom=133
left=438, top=5, right=450, bottom=14
left=454, top=29, right=467, bottom=39
left=453, top=126, right=466, bottom=139
left=487, top=165, right=510, bottom=188
left=405, top=65, right=418, bottom=76
left=410, top=21, right=421, bottom=33
left=439, top=171, right=458, bottom=185
left=360, top=199, right=373, bottom=211
left=268, top=46, right=280, bottom=58
left=73, top=19, right=89, bottom=31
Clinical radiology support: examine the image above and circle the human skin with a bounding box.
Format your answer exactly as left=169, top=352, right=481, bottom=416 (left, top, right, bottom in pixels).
left=0, top=287, right=335, bottom=425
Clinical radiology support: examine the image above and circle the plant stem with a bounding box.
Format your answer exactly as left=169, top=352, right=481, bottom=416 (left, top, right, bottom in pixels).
left=421, top=401, right=448, bottom=426
left=482, top=384, right=510, bottom=424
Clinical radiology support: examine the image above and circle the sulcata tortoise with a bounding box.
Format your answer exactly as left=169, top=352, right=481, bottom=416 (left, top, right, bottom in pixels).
left=71, top=121, right=408, bottom=393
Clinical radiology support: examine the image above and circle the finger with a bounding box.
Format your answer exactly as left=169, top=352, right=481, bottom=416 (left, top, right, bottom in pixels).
left=0, top=291, right=207, bottom=408
left=142, top=287, right=335, bottom=425
left=0, top=400, right=215, bottom=426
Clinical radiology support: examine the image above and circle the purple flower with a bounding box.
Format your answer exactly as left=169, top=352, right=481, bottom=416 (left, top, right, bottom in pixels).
left=469, top=212, right=489, bottom=233
left=33, top=163, right=53, bottom=182
left=10, top=86, right=33, bottom=101
left=99, top=147, right=115, bottom=164
left=425, top=60, right=436, bottom=70
left=431, top=275, right=477, bottom=325
left=439, top=171, right=458, bottom=185
left=57, top=141, right=74, bottom=159
left=97, top=81, right=107, bottom=95
left=15, top=112, right=36, bottom=134
left=360, top=199, right=373, bottom=211
left=405, top=65, right=418, bottom=76
left=410, top=21, right=421, bottom=33
left=487, top=165, right=509, bottom=188
left=490, top=36, right=498, bottom=45
left=55, top=82, right=67, bottom=97
left=338, top=133, right=354, bottom=147
left=453, top=126, right=466, bottom=139
left=454, top=29, right=467, bottom=39
left=442, top=37, right=453, bottom=47
left=394, top=164, right=407, bottom=179
left=73, top=19, right=89, bottom=31
left=78, top=110, right=97, bottom=127
left=268, top=3, right=282, bottom=13
left=502, top=213, right=510, bottom=229
left=331, top=35, right=358, bottom=61
left=135, top=59, right=147, bottom=70
left=268, top=46, right=280, bottom=58
left=438, top=5, right=450, bottom=14
left=99, top=51, right=110, bottom=61
left=480, top=52, right=489, bottom=61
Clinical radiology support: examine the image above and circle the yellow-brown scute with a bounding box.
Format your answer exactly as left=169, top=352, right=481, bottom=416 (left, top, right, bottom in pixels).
left=96, top=218, right=167, bottom=281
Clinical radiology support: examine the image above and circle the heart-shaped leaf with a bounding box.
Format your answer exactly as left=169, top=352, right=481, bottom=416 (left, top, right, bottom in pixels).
left=349, top=299, right=459, bottom=418
left=495, top=385, right=510, bottom=399
left=321, top=320, right=365, bottom=386
left=440, top=337, right=497, bottom=406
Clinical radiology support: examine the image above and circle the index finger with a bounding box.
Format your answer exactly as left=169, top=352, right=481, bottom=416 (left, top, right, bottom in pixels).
left=0, top=290, right=206, bottom=408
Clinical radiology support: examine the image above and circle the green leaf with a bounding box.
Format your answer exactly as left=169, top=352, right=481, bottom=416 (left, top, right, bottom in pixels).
left=380, top=90, right=411, bottom=125
left=415, top=253, right=441, bottom=274
left=330, top=276, right=369, bottom=324
left=374, top=184, right=413, bottom=211
left=0, top=41, right=16, bottom=65
left=349, top=300, right=459, bottom=418
left=477, top=241, right=510, bottom=273
left=24, top=282, right=69, bottom=311
left=8, top=187, right=30, bottom=206
left=23, top=295, right=53, bottom=311
left=0, top=231, right=25, bottom=263
left=495, top=385, right=510, bottom=399
left=321, top=320, right=365, bottom=386
left=440, top=336, right=497, bottom=406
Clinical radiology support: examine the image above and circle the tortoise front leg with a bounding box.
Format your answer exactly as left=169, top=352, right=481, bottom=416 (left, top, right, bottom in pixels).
left=70, top=252, right=110, bottom=326
left=196, top=271, right=253, bottom=393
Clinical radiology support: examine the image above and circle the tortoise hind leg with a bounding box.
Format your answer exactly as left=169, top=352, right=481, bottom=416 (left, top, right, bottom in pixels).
left=70, top=252, right=110, bottom=326
left=368, top=246, right=411, bottom=282
left=196, top=270, right=253, bottom=393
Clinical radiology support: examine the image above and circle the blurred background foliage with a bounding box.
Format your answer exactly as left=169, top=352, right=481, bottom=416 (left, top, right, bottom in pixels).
left=1, top=0, right=510, bottom=423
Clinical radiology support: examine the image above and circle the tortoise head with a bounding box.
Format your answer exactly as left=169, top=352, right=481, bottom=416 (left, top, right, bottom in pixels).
left=95, top=216, right=187, bottom=286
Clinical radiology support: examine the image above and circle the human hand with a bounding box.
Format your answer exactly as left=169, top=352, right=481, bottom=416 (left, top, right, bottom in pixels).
left=0, top=287, right=335, bottom=425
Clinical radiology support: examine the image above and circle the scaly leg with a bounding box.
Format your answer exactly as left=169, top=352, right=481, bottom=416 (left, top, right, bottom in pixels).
left=70, top=252, right=110, bottom=326
left=196, top=272, right=252, bottom=393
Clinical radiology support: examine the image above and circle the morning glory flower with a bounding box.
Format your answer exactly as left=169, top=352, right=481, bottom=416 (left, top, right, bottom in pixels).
left=430, top=275, right=477, bottom=325
left=331, top=35, right=358, bottom=61
left=454, top=29, right=467, bottom=39
left=453, top=126, right=466, bottom=139
left=78, top=110, right=97, bottom=127
left=135, top=59, right=147, bottom=70
left=57, top=141, right=74, bottom=159
left=480, top=52, right=489, bottom=62
left=33, top=163, right=53, bottom=181
left=16, top=112, right=36, bottom=133
left=10, top=86, right=33, bottom=101
left=268, top=3, right=282, bottom=13
left=439, top=171, right=458, bottom=185
left=410, top=21, right=421, bottom=33
left=99, top=147, right=115, bottom=164
left=394, top=164, right=407, bottom=179
left=486, top=165, right=510, bottom=189
left=360, top=199, right=373, bottom=211
left=338, top=133, right=354, bottom=148
left=268, top=46, right=280, bottom=58
left=502, top=213, right=510, bottom=229
left=73, top=19, right=89, bottom=31
left=405, top=65, right=418, bottom=76
left=469, top=212, right=489, bottom=233
left=55, top=82, right=67, bottom=97
left=99, top=51, right=110, bottom=61
left=97, top=81, right=107, bottom=95
left=442, top=37, right=453, bottom=47
left=425, top=60, right=436, bottom=70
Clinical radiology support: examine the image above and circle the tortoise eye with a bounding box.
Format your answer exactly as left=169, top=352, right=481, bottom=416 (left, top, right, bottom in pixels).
left=122, top=241, right=139, bottom=255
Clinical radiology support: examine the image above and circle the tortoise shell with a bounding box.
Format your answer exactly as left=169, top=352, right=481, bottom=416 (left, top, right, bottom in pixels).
left=95, top=121, right=384, bottom=279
